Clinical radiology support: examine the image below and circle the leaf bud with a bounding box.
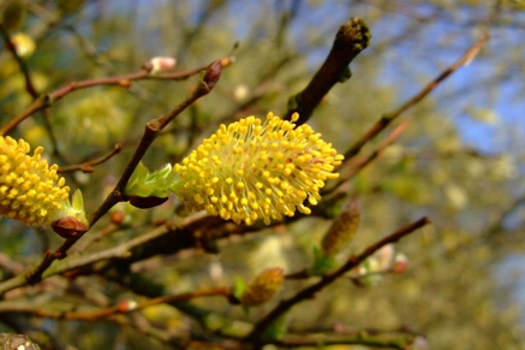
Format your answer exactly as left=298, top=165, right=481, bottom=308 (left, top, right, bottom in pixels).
left=240, top=267, right=284, bottom=307
left=321, top=198, right=360, bottom=256
left=148, top=56, right=177, bottom=74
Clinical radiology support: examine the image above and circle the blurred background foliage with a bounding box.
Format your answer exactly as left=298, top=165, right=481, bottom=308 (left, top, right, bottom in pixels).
left=0, top=0, right=524, bottom=349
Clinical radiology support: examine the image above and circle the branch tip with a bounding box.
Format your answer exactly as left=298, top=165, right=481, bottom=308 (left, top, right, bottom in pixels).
left=335, top=17, right=371, bottom=54
left=203, top=59, right=222, bottom=90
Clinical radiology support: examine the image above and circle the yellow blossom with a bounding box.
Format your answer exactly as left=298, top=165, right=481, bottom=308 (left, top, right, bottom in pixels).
left=173, top=112, right=344, bottom=225
left=0, top=136, right=70, bottom=226
left=241, top=267, right=284, bottom=307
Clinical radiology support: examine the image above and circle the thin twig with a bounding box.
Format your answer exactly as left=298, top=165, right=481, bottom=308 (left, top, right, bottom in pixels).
left=89, top=60, right=222, bottom=227
left=0, top=25, right=68, bottom=160
left=0, top=211, right=218, bottom=295
left=270, top=332, right=414, bottom=349
left=343, top=33, right=489, bottom=160
left=58, top=143, right=123, bottom=173
left=0, top=56, right=233, bottom=136
left=329, top=119, right=410, bottom=192
left=0, top=287, right=230, bottom=321
left=247, top=217, right=431, bottom=342
left=0, top=25, right=38, bottom=98
left=317, top=120, right=409, bottom=198
left=0, top=61, right=222, bottom=296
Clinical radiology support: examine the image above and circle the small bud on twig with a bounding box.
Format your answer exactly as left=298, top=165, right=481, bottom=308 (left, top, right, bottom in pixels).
left=321, top=198, right=360, bottom=256
left=203, top=60, right=222, bottom=90
left=147, top=56, right=177, bottom=74
left=117, top=300, right=138, bottom=312
left=52, top=216, right=88, bottom=239
left=110, top=210, right=126, bottom=225
left=392, top=253, right=408, bottom=274
left=220, top=56, right=235, bottom=67
left=241, top=268, right=284, bottom=307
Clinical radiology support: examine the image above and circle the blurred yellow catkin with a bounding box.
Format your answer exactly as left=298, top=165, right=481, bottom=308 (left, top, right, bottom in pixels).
left=0, top=136, right=70, bottom=226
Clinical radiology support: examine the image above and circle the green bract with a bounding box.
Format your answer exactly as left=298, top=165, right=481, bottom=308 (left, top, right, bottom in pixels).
left=125, top=162, right=177, bottom=199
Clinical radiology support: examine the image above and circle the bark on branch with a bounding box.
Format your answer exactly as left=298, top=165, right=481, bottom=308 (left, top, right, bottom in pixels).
left=285, top=17, right=371, bottom=125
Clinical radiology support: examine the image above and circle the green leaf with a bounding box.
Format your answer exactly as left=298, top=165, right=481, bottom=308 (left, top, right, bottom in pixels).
left=125, top=162, right=179, bottom=198
left=71, top=188, right=85, bottom=213
left=262, top=313, right=291, bottom=341
left=310, top=246, right=339, bottom=275
left=232, top=276, right=246, bottom=300
left=66, top=189, right=88, bottom=226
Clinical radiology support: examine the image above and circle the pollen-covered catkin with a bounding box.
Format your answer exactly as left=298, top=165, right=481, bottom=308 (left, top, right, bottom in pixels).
left=0, top=136, right=70, bottom=226
left=173, top=112, right=343, bottom=225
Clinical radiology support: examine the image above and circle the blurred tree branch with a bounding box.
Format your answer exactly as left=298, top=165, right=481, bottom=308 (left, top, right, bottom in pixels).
left=247, top=217, right=430, bottom=344
left=0, top=54, right=233, bottom=135
left=57, top=143, right=122, bottom=174
left=343, top=32, right=489, bottom=160
left=0, top=60, right=224, bottom=296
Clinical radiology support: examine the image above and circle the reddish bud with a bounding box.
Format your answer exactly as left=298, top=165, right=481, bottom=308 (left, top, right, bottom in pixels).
left=203, top=60, right=222, bottom=90
left=110, top=210, right=126, bottom=225
left=119, top=80, right=132, bottom=88
left=392, top=253, right=408, bottom=274
left=52, top=217, right=88, bottom=239
left=220, top=56, right=235, bottom=67
left=117, top=300, right=138, bottom=312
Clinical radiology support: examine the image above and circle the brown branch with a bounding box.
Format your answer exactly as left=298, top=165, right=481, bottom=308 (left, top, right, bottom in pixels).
left=344, top=33, right=489, bottom=160
left=328, top=119, right=410, bottom=193
left=0, top=25, right=39, bottom=98
left=0, top=24, right=69, bottom=160
left=0, top=210, right=213, bottom=296
left=0, top=184, right=377, bottom=297
left=0, top=56, right=233, bottom=136
left=23, top=235, right=82, bottom=286
left=0, top=61, right=222, bottom=296
left=58, top=143, right=123, bottom=173
left=270, top=332, right=415, bottom=349
left=284, top=17, right=371, bottom=125
left=0, top=253, right=26, bottom=275
left=0, top=287, right=230, bottom=321
left=136, top=287, right=231, bottom=313
left=0, top=206, right=286, bottom=297
left=286, top=263, right=398, bottom=282
left=316, top=120, right=409, bottom=199
left=247, top=217, right=431, bottom=342
left=88, top=59, right=223, bottom=227
left=69, top=222, right=121, bottom=254
left=40, top=109, right=71, bottom=163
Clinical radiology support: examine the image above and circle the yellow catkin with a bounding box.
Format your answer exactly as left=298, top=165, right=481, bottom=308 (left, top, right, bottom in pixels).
left=173, top=112, right=344, bottom=225
left=241, top=267, right=284, bottom=307
left=0, top=136, right=70, bottom=226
